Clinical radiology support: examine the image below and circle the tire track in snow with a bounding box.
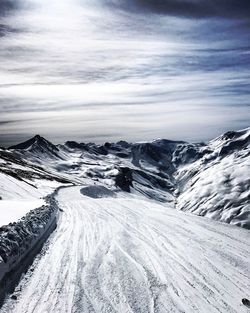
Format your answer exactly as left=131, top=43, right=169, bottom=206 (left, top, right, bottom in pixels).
left=1, top=186, right=249, bottom=313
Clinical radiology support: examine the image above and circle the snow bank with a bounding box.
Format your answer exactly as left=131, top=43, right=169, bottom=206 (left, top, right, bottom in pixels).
left=0, top=190, right=60, bottom=305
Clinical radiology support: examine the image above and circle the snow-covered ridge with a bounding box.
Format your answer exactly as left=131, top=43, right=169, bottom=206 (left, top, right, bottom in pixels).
left=2, top=127, right=250, bottom=229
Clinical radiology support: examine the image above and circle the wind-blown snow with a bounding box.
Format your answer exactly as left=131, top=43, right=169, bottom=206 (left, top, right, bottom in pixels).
left=1, top=186, right=249, bottom=313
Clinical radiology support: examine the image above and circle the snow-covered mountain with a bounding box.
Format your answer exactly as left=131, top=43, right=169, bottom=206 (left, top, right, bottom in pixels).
left=0, top=128, right=250, bottom=312
left=2, top=127, right=249, bottom=229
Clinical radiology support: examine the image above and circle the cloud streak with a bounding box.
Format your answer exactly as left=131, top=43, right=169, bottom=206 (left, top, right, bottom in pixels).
left=0, top=0, right=249, bottom=146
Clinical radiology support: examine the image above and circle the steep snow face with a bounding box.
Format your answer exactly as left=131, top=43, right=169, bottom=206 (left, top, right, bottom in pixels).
left=2, top=127, right=250, bottom=228
left=175, top=128, right=250, bottom=228
left=176, top=149, right=250, bottom=228
left=1, top=186, right=249, bottom=313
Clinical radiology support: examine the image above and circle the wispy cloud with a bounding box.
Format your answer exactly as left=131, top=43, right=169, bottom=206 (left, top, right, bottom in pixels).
left=0, top=0, right=249, bottom=145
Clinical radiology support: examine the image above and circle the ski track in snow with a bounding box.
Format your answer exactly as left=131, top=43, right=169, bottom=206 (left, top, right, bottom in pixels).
left=1, top=186, right=250, bottom=313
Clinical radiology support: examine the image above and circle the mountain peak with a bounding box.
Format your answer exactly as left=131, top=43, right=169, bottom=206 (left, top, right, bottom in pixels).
left=9, top=135, right=59, bottom=153
left=34, top=134, right=43, bottom=140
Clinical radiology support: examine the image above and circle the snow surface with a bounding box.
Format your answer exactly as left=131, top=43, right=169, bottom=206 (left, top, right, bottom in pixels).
left=176, top=150, right=250, bottom=228
left=0, top=173, right=43, bottom=200
left=175, top=129, right=250, bottom=228
left=0, top=200, right=45, bottom=226
left=0, top=129, right=249, bottom=312
left=0, top=172, right=63, bottom=226
left=1, top=186, right=249, bottom=313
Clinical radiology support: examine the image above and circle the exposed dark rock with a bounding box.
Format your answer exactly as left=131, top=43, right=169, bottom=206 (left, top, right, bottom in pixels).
left=115, top=167, right=133, bottom=192
left=65, top=141, right=87, bottom=150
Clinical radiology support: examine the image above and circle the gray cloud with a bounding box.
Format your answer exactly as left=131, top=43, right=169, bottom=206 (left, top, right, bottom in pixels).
left=0, top=0, right=19, bottom=16
left=106, top=0, right=250, bottom=18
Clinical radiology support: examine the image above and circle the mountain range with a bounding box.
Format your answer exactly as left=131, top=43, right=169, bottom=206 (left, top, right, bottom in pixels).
left=1, top=127, right=249, bottom=229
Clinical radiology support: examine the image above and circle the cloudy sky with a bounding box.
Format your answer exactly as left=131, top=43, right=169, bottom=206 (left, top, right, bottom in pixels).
left=0, top=0, right=249, bottom=146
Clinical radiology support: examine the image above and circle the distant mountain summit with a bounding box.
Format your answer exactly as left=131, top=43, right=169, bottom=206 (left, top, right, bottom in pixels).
left=9, top=135, right=60, bottom=158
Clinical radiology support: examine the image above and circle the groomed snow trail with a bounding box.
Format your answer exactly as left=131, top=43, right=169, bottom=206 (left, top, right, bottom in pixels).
left=1, top=186, right=250, bottom=313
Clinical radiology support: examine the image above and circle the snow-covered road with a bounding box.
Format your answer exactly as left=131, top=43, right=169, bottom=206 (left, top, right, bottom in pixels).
left=1, top=186, right=250, bottom=313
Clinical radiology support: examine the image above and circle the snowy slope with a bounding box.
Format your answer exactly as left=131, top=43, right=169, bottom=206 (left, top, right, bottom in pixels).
left=0, top=129, right=249, bottom=312
left=6, top=128, right=249, bottom=228
left=1, top=186, right=249, bottom=313
left=175, top=128, right=250, bottom=228
left=0, top=148, right=67, bottom=226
